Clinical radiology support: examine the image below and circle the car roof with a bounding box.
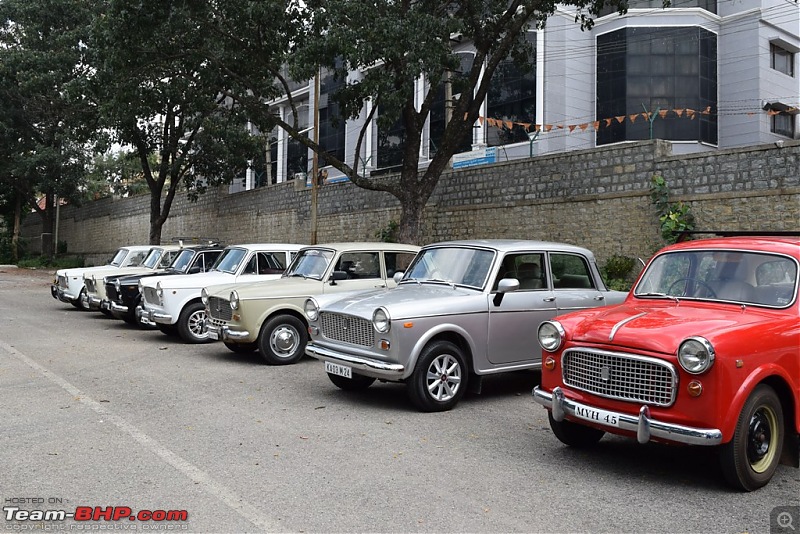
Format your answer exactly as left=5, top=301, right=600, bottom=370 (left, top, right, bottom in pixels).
left=421, top=239, right=595, bottom=256
left=224, top=243, right=306, bottom=252
left=664, top=236, right=800, bottom=259
left=300, top=242, right=421, bottom=252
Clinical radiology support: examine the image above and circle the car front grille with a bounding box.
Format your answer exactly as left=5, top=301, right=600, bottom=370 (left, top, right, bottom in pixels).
left=84, top=278, right=96, bottom=292
left=142, top=287, right=159, bottom=305
left=320, top=312, right=374, bottom=348
left=105, top=284, right=119, bottom=302
left=562, top=348, right=677, bottom=407
left=57, top=275, right=68, bottom=288
left=207, top=297, right=232, bottom=321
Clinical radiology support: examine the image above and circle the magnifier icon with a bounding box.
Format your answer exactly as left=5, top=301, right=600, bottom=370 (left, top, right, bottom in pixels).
left=778, top=511, right=795, bottom=531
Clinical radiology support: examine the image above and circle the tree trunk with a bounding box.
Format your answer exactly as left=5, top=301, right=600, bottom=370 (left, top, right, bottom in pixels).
left=397, top=194, right=425, bottom=245
left=11, top=194, right=21, bottom=263
left=149, top=189, right=163, bottom=245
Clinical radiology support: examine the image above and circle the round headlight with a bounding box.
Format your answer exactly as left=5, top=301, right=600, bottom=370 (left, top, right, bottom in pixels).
left=373, top=307, right=391, bottom=333
left=678, top=337, right=715, bottom=374
left=200, top=288, right=208, bottom=305
left=156, top=282, right=163, bottom=298
left=304, top=298, right=319, bottom=321
left=538, top=321, right=565, bottom=353
left=230, top=290, right=239, bottom=310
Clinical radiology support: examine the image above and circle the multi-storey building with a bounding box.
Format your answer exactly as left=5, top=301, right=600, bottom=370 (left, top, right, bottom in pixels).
left=233, top=0, right=798, bottom=192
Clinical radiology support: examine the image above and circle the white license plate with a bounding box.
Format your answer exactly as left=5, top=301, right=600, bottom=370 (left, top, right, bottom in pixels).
left=572, top=401, right=620, bottom=427
left=325, top=361, right=352, bottom=379
left=207, top=329, right=219, bottom=341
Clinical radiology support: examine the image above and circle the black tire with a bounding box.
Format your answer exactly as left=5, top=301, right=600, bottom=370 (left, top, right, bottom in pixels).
left=224, top=341, right=258, bottom=354
left=327, top=372, right=376, bottom=391
left=548, top=412, right=605, bottom=447
left=257, top=315, right=308, bottom=365
left=719, top=385, right=784, bottom=491
left=157, top=324, right=179, bottom=337
left=73, top=287, right=90, bottom=310
left=177, top=302, right=211, bottom=344
left=407, top=340, right=468, bottom=412
left=100, top=308, right=113, bottom=317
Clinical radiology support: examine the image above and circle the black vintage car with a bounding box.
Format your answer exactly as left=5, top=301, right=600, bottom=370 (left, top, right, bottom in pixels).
left=105, top=243, right=224, bottom=324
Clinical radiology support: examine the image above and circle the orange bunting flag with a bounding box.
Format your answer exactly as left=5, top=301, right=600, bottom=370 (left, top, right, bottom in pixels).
left=568, top=125, right=577, bottom=132
left=504, top=120, right=514, bottom=130
left=615, top=115, right=626, bottom=124
left=535, top=124, right=542, bottom=132
left=579, top=123, right=589, bottom=131
left=629, top=113, right=640, bottom=124
left=658, top=109, right=668, bottom=119
left=522, top=123, right=532, bottom=131
left=556, top=125, right=565, bottom=129
left=702, top=106, right=711, bottom=114
left=767, top=110, right=781, bottom=116
left=593, top=121, right=601, bottom=130
left=544, top=124, right=553, bottom=132
left=674, top=109, right=684, bottom=117
left=605, top=118, right=613, bottom=127
left=686, top=109, right=696, bottom=120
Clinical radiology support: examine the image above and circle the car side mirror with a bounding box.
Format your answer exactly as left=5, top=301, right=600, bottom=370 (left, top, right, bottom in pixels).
left=188, top=265, right=202, bottom=274
left=393, top=271, right=404, bottom=284
left=329, top=270, right=347, bottom=285
left=493, top=278, right=520, bottom=306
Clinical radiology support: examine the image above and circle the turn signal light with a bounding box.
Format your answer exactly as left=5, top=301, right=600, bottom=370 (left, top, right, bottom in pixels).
left=544, top=356, right=556, bottom=371
left=687, top=380, right=703, bottom=397
left=403, top=322, right=414, bottom=328
left=380, top=339, right=391, bottom=350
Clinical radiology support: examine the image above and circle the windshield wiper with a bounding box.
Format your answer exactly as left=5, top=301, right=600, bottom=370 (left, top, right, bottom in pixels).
left=426, top=278, right=456, bottom=289
left=638, top=292, right=680, bottom=303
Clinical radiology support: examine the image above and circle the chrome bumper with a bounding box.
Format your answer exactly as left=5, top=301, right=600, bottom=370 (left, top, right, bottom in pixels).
left=136, top=305, right=173, bottom=326
left=532, top=386, right=723, bottom=447
left=206, top=324, right=251, bottom=342
left=305, top=342, right=405, bottom=379
left=87, top=295, right=102, bottom=309
left=110, top=302, right=128, bottom=314
left=54, top=286, right=77, bottom=303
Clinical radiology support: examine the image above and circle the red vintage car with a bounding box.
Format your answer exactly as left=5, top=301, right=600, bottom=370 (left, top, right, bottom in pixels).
left=532, top=234, right=799, bottom=491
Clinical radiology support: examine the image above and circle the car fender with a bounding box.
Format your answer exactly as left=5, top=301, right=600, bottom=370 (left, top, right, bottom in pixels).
left=720, top=362, right=799, bottom=442
left=169, top=288, right=205, bottom=323
left=407, top=321, right=481, bottom=376
left=255, top=298, right=307, bottom=335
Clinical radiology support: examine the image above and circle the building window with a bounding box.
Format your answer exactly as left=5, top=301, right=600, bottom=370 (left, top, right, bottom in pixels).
left=376, top=109, right=406, bottom=171
left=771, top=44, right=794, bottom=77
left=772, top=113, right=795, bottom=138
left=286, top=100, right=310, bottom=180
left=429, top=52, right=476, bottom=157
left=596, top=27, right=718, bottom=146
left=318, top=69, right=346, bottom=167
left=486, top=32, right=537, bottom=147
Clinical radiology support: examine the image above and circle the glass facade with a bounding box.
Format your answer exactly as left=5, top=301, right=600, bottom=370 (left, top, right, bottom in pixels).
left=486, top=32, right=537, bottom=146
left=596, top=27, right=717, bottom=146
left=430, top=53, right=476, bottom=157
left=318, top=70, right=346, bottom=167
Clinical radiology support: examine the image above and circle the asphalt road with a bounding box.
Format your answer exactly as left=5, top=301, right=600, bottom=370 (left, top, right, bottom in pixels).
left=1, top=267, right=798, bottom=533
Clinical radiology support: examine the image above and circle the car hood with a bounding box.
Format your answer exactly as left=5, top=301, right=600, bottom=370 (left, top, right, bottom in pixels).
left=207, top=276, right=320, bottom=300
left=57, top=265, right=112, bottom=278
left=83, top=266, right=152, bottom=280
left=143, top=271, right=237, bottom=290
left=320, top=283, right=481, bottom=320
left=565, top=302, right=780, bottom=355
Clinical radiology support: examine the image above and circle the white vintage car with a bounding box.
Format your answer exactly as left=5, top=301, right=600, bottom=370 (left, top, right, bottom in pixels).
left=51, top=245, right=152, bottom=310
left=83, top=245, right=184, bottom=313
left=203, top=242, right=420, bottom=365
left=137, top=243, right=304, bottom=343
left=304, top=240, right=628, bottom=412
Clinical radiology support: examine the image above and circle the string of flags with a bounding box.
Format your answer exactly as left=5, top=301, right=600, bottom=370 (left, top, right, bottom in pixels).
left=477, top=104, right=798, bottom=133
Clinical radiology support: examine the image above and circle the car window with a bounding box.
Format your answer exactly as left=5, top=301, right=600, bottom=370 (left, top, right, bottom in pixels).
left=551, top=253, right=595, bottom=289
left=159, top=250, right=181, bottom=268
left=110, top=249, right=128, bottom=267
left=213, top=248, right=247, bottom=274
left=495, top=253, right=546, bottom=290
left=406, top=247, right=495, bottom=289
left=385, top=252, right=416, bottom=278
left=170, top=250, right=195, bottom=272
left=285, top=249, right=335, bottom=279
left=336, top=252, right=380, bottom=279
left=123, top=251, right=149, bottom=267
left=256, top=252, right=286, bottom=274
left=198, top=251, right=221, bottom=271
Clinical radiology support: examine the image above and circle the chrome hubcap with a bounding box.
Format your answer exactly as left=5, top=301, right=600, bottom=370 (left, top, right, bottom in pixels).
left=270, top=325, right=298, bottom=357
left=426, top=354, right=462, bottom=402
left=188, top=310, right=208, bottom=339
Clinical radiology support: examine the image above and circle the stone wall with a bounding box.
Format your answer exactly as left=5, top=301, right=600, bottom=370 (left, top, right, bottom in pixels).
left=22, top=139, right=800, bottom=266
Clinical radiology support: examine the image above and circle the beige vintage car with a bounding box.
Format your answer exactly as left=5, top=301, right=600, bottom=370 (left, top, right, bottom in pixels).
left=204, top=242, right=420, bottom=365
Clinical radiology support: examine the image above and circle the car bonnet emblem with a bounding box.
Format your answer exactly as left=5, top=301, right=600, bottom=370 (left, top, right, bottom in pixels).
left=601, top=366, right=611, bottom=382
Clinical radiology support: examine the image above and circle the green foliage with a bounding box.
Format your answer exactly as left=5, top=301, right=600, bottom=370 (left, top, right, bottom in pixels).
left=601, top=254, right=637, bottom=291
left=375, top=220, right=400, bottom=243
left=650, top=175, right=695, bottom=244
left=17, top=255, right=84, bottom=269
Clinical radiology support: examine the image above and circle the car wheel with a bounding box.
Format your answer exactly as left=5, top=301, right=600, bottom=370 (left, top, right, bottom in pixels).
left=177, top=302, right=211, bottom=344
left=407, top=340, right=468, bottom=412
left=327, top=372, right=376, bottom=391
left=720, top=385, right=784, bottom=491
left=257, top=315, right=307, bottom=365
left=224, top=341, right=258, bottom=354
left=548, top=412, right=605, bottom=447
left=157, top=324, right=179, bottom=337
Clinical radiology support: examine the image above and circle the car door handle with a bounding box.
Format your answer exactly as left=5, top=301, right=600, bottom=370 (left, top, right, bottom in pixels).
left=543, top=296, right=556, bottom=302
left=593, top=295, right=605, bottom=301
left=375, top=284, right=387, bottom=288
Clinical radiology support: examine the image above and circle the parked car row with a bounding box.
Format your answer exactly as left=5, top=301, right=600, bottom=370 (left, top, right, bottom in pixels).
left=50, top=234, right=799, bottom=491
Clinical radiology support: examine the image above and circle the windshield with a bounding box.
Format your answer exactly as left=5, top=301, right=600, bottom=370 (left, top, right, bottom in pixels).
left=403, top=247, right=496, bottom=289
left=109, top=249, right=128, bottom=267
left=212, top=248, right=247, bottom=274
left=169, top=249, right=195, bottom=272
left=284, top=248, right=335, bottom=280
left=121, top=250, right=149, bottom=267
left=141, top=249, right=164, bottom=269
left=635, top=249, right=798, bottom=308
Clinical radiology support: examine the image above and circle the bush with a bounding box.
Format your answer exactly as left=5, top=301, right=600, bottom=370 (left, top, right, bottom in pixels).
left=601, top=254, right=637, bottom=292
left=17, top=255, right=84, bottom=269
left=375, top=220, right=399, bottom=243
